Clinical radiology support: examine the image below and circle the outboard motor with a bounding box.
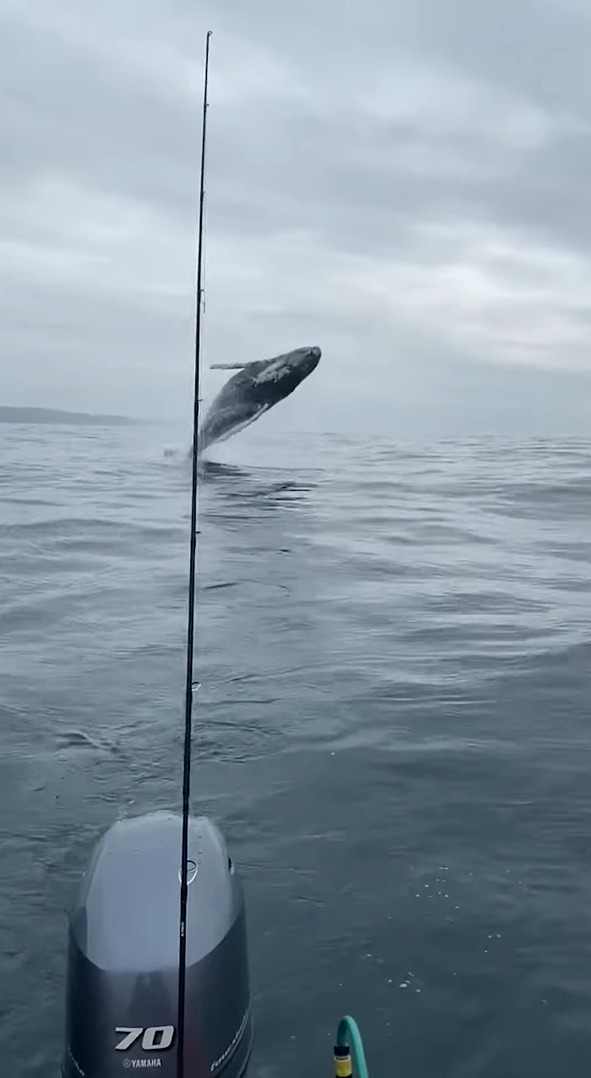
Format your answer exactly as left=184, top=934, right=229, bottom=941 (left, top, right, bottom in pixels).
left=62, top=811, right=252, bottom=1078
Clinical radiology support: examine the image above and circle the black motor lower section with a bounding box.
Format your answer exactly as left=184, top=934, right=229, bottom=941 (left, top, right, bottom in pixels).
left=62, top=811, right=252, bottom=1078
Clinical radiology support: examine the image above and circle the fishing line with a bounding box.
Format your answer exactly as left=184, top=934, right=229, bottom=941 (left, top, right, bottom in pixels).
left=177, top=29, right=212, bottom=1078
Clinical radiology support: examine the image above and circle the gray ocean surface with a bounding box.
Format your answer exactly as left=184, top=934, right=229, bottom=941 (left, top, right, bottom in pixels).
left=0, top=423, right=590, bottom=1077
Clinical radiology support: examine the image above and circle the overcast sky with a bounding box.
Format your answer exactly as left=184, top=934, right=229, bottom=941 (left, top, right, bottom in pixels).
left=2, top=0, right=591, bottom=435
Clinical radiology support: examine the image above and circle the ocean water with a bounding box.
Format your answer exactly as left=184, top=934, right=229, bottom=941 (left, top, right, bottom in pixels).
left=0, top=423, right=590, bottom=1077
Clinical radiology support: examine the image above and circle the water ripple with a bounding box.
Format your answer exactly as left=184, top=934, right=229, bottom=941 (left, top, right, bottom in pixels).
left=0, top=426, right=590, bottom=1078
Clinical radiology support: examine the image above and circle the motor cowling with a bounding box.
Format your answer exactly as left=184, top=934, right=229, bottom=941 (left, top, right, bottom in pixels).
left=62, top=811, right=252, bottom=1078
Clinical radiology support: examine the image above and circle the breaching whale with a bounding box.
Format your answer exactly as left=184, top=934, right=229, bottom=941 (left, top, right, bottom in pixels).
left=198, top=345, right=321, bottom=452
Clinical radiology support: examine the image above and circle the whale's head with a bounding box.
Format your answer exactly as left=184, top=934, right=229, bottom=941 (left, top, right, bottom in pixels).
left=255, top=346, right=321, bottom=391
left=285, top=345, right=321, bottom=380
left=291, top=345, right=321, bottom=378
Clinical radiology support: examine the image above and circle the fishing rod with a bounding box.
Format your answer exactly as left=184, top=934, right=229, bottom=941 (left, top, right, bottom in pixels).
left=177, top=28, right=212, bottom=1078
left=61, top=32, right=253, bottom=1078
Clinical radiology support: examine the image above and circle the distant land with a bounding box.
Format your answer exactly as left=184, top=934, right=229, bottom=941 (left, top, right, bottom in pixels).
left=0, top=406, right=133, bottom=426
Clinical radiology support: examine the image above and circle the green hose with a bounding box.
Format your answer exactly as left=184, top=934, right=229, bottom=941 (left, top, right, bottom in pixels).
left=334, top=1016, right=369, bottom=1078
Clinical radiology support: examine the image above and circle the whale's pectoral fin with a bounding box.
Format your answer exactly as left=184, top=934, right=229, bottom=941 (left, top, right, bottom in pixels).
left=209, top=363, right=248, bottom=370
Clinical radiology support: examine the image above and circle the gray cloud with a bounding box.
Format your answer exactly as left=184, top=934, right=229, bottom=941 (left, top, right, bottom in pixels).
left=1, top=0, right=591, bottom=431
